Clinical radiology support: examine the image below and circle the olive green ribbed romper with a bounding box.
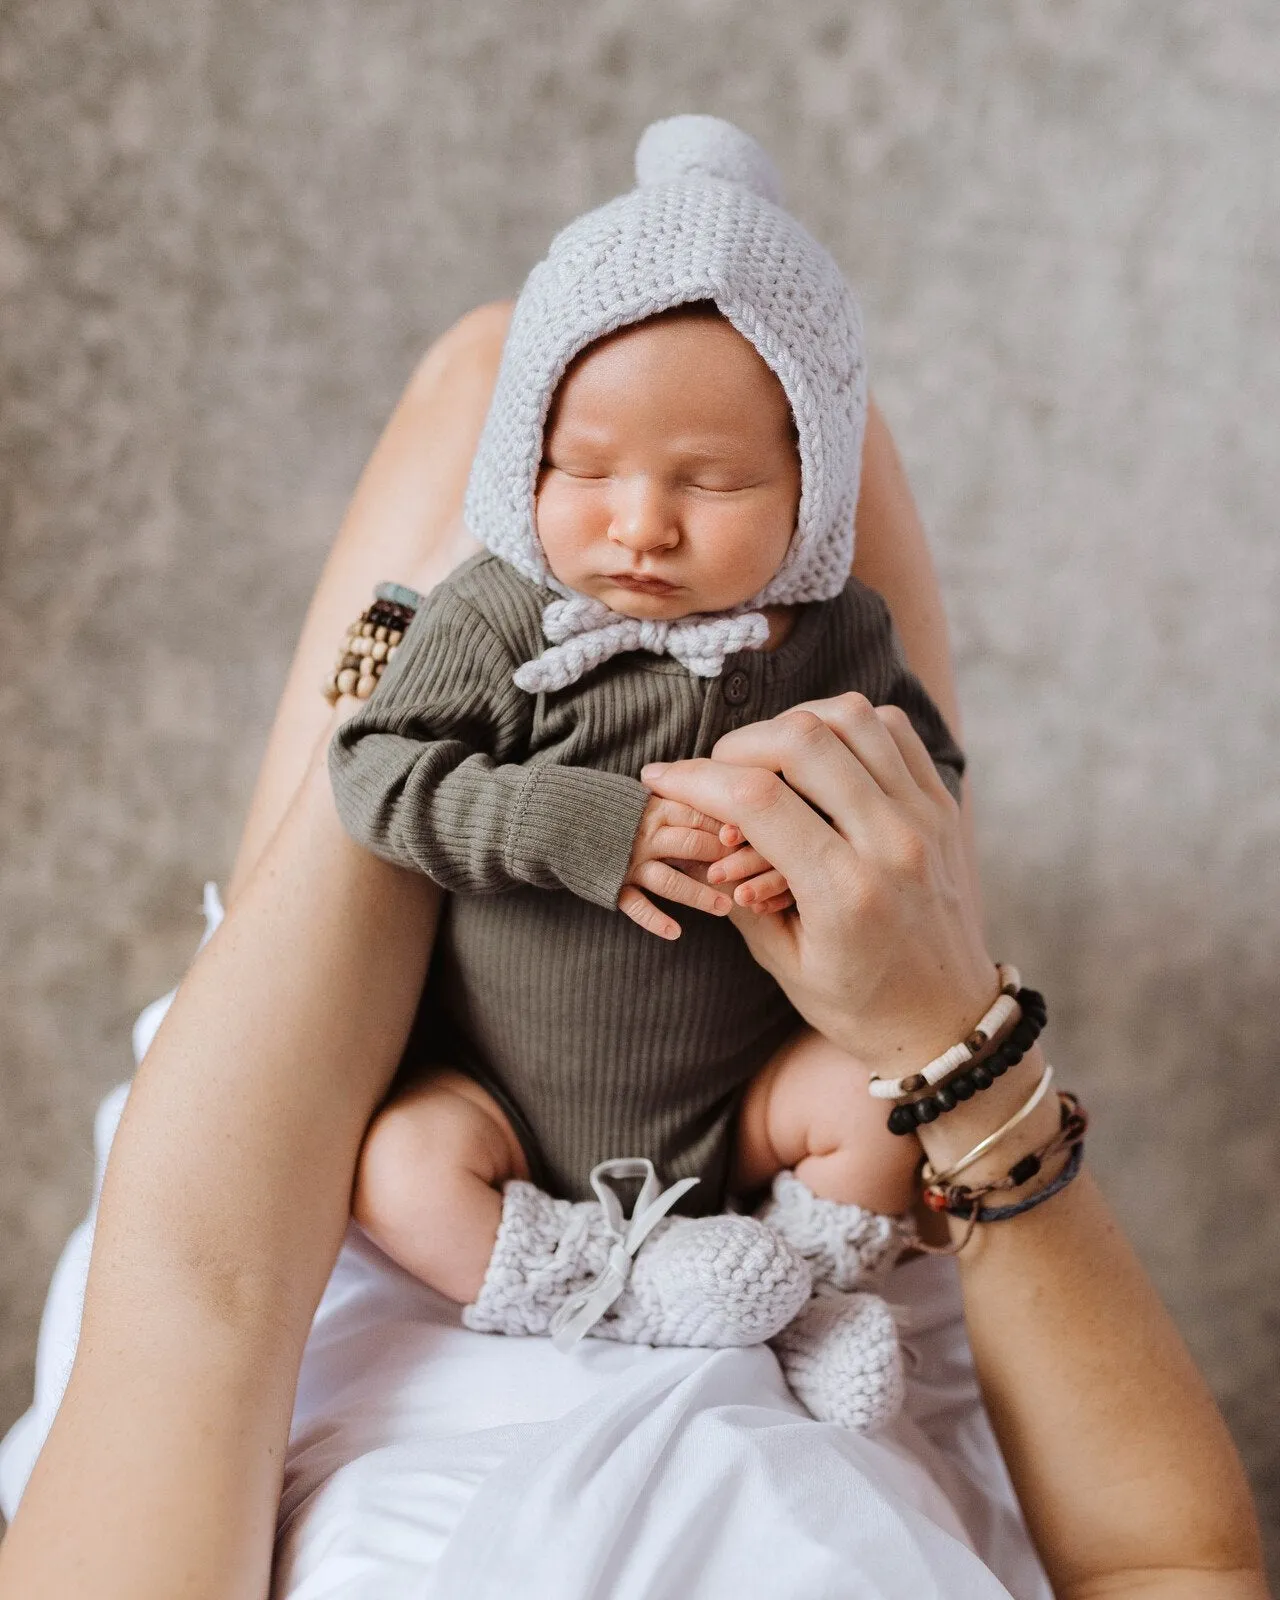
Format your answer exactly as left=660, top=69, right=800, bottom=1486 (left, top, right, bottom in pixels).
left=329, top=552, right=964, bottom=1212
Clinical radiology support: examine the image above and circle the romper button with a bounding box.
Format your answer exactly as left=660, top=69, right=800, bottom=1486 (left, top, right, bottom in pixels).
left=722, top=669, right=750, bottom=706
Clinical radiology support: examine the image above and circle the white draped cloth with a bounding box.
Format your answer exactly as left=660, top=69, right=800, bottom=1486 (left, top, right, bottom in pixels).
left=0, top=888, right=1051, bottom=1599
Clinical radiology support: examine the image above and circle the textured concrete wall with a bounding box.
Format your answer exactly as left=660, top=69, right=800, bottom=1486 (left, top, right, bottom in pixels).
left=2, top=0, right=1277, bottom=1567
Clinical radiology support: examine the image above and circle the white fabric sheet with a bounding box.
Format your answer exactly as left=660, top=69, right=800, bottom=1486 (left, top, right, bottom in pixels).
left=1, top=888, right=1051, bottom=1598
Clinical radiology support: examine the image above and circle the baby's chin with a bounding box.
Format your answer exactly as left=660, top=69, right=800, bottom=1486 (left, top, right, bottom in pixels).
left=606, top=590, right=698, bottom=620
left=590, top=577, right=768, bottom=621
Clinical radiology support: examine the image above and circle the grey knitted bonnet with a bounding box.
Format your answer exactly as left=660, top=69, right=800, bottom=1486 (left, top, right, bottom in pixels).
left=463, top=114, right=868, bottom=693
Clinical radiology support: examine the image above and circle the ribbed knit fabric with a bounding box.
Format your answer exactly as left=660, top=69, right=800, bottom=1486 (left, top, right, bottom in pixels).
left=329, top=552, right=965, bottom=1210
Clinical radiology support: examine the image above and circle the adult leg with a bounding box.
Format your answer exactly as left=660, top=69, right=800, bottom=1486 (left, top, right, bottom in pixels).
left=0, top=303, right=517, bottom=1600
left=225, top=299, right=514, bottom=906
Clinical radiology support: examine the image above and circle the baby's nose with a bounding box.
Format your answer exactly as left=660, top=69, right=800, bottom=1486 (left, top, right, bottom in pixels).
left=608, top=478, right=680, bottom=551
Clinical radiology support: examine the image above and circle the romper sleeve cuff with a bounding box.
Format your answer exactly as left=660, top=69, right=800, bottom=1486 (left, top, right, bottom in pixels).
left=507, top=766, right=651, bottom=910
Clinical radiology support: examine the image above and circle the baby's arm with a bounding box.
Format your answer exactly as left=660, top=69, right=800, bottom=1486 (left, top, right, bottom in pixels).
left=329, top=585, right=729, bottom=929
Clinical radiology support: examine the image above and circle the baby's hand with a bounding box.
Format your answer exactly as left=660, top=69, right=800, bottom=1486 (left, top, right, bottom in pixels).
left=706, top=823, right=796, bottom=916
left=619, top=798, right=735, bottom=940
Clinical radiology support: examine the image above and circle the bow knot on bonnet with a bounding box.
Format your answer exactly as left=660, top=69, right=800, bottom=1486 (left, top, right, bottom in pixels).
left=463, top=114, right=868, bottom=694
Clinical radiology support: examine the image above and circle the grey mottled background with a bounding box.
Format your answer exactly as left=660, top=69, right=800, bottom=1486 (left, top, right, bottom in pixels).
left=1, top=0, right=1277, bottom=1570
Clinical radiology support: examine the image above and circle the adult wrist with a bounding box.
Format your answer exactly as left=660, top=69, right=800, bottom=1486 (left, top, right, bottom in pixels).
left=849, top=959, right=1002, bottom=1083
left=914, top=1045, right=1062, bottom=1182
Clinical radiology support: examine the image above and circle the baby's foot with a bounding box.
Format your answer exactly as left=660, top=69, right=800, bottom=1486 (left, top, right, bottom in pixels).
left=597, top=1210, right=812, bottom=1348
left=771, top=1290, right=905, bottom=1433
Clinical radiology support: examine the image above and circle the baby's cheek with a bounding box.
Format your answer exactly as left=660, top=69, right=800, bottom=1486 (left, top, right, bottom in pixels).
left=535, top=497, right=591, bottom=582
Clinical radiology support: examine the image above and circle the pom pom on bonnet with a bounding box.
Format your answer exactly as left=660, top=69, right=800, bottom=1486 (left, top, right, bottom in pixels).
left=463, top=114, right=868, bottom=693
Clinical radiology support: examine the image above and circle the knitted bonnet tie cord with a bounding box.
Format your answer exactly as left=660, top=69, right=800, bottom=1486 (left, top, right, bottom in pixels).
left=549, top=1158, right=699, bottom=1352
left=513, top=597, right=771, bottom=693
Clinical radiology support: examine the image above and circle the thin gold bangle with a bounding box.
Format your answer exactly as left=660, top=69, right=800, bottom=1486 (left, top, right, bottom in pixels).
left=921, top=1063, right=1055, bottom=1187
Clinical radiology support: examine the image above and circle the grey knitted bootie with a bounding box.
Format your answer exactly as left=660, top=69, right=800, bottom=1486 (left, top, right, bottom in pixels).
left=771, top=1290, right=905, bottom=1434
left=758, top=1170, right=910, bottom=1434
left=464, top=1160, right=812, bottom=1351
left=757, top=1169, right=910, bottom=1292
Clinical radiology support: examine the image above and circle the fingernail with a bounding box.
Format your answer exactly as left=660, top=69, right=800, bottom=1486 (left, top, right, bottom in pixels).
left=664, top=925, right=680, bottom=940
left=707, top=866, right=723, bottom=883
left=641, top=763, right=667, bottom=781
left=715, top=896, right=731, bottom=913
left=738, top=887, right=755, bottom=904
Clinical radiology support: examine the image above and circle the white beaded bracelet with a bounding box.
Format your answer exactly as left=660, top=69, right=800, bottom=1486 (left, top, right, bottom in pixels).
left=868, top=964, right=1022, bottom=1101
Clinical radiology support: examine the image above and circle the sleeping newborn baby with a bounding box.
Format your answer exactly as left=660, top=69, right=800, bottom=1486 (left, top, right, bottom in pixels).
left=329, top=117, right=964, bottom=1433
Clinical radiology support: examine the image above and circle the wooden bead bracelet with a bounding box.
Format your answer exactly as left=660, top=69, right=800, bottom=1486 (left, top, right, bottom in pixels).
left=322, top=583, right=422, bottom=706
left=885, top=986, right=1048, bottom=1136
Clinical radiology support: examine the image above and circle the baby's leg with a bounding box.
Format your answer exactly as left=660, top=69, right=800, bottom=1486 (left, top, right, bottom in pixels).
left=738, top=1031, right=916, bottom=1433
left=353, top=1069, right=530, bottom=1304
left=735, top=1028, right=919, bottom=1215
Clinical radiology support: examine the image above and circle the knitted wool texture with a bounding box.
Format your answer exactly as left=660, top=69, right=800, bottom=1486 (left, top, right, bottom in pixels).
left=758, top=1168, right=910, bottom=1293
left=771, top=1292, right=906, bottom=1434
left=463, top=113, right=868, bottom=694
left=463, top=1178, right=812, bottom=1347
left=759, top=1169, right=909, bottom=1432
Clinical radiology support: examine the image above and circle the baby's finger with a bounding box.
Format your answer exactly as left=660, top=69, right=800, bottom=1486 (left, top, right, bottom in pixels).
left=633, top=860, right=733, bottom=918
left=651, top=825, right=730, bottom=863
left=754, top=889, right=796, bottom=915
left=719, top=823, right=744, bottom=847
left=618, top=886, right=682, bottom=940
left=733, top=869, right=790, bottom=907
left=707, top=845, right=772, bottom=885
left=655, top=799, right=725, bottom=835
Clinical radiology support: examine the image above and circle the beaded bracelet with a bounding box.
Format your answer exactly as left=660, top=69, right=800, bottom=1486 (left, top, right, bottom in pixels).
left=868, top=964, right=1021, bottom=1100
left=322, top=582, right=423, bottom=706
left=886, top=986, right=1047, bottom=1136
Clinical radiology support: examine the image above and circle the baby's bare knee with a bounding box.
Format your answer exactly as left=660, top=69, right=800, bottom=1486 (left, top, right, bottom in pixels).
left=354, top=1079, right=509, bottom=1230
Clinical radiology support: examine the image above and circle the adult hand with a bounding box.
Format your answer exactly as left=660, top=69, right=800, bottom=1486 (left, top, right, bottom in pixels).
left=641, top=693, right=998, bottom=1075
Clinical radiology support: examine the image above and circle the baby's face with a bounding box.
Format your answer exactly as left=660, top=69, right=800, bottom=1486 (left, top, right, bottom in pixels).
left=535, top=309, right=801, bottom=619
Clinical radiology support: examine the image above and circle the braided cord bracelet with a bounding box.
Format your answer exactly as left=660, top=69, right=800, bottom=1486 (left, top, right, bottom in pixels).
left=911, top=1092, right=1088, bottom=1255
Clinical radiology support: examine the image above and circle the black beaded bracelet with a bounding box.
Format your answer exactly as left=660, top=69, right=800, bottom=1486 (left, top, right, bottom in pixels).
left=886, top=987, right=1048, bottom=1136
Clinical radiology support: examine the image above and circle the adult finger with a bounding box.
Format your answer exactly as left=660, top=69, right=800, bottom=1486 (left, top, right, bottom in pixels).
left=876, top=705, right=955, bottom=803
left=632, top=859, right=733, bottom=918
left=618, top=887, right=681, bottom=941
left=703, top=709, right=896, bottom=848
left=779, top=693, right=920, bottom=802
left=640, top=757, right=845, bottom=902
